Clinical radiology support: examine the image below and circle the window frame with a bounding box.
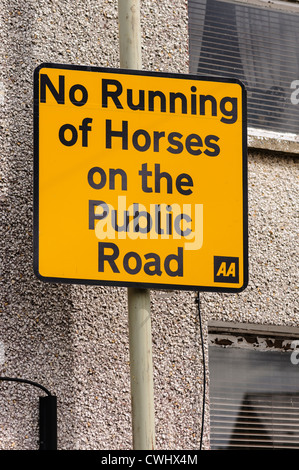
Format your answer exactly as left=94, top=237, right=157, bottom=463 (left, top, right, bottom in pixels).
left=208, top=321, right=299, bottom=450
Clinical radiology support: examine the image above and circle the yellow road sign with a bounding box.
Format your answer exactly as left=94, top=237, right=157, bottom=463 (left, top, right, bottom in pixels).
left=34, top=63, right=248, bottom=292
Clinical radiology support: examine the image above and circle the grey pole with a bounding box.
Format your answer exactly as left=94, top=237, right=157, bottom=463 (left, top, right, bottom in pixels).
left=118, top=0, right=142, bottom=70
left=127, top=287, right=155, bottom=450
left=118, top=0, right=156, bottom=450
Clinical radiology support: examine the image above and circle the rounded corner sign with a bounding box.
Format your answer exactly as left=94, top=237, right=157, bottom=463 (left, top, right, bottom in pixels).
left=33, top=63, right=248, bottom=292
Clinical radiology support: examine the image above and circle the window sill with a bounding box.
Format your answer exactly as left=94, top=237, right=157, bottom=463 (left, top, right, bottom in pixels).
left=248, top=128, right=299, bottom=154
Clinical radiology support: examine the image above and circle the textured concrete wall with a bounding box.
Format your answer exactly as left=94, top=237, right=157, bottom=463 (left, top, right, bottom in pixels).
left=205, top=150, right=298, bottom=329
left=0, top=0, right=298, bottom=451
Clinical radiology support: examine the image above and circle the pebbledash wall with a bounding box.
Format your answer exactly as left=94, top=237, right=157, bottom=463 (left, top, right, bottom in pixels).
left=0, top=0, right=297, bottom=450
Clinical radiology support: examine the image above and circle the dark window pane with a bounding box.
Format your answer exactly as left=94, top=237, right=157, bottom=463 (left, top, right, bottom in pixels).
left=209, top=346, right=299, bottom=449
left=189, top=0, right=299, bottom=134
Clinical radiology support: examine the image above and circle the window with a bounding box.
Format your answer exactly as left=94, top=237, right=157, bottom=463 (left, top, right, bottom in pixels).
left=188, top=0, right=299, bottom=151
left=208, top=324, right=299, bottom=449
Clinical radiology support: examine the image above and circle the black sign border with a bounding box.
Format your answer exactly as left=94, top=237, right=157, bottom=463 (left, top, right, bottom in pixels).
left=33, top=63, right=248, bottom=293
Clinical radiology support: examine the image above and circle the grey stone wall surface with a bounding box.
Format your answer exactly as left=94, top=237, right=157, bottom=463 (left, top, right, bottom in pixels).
left=0, top=0, right=298, bottom=451
left=206, top=150, right=298, bottom=329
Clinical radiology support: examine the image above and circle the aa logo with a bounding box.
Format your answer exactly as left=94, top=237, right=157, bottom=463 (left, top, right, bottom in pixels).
left=214, top=256, right=239, bottom=283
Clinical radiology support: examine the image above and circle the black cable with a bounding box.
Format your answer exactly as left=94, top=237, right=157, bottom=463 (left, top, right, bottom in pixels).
left=0, top=377, right=52, bottom=396
left=196, top=292, right=206, bottom=451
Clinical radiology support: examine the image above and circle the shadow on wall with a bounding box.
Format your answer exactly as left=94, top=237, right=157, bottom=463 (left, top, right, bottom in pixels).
left=0, top=2, right=76, bottom=450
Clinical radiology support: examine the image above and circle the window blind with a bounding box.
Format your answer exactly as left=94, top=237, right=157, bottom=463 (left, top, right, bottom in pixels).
left=188, top=0, right=299, bottom=135
left=209, top=345, right=299, bottom=449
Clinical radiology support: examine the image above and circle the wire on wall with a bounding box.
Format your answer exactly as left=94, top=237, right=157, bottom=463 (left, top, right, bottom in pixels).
left=0, top=376, right=52, bottom=396
left=196, top=293, right=206, bottom=450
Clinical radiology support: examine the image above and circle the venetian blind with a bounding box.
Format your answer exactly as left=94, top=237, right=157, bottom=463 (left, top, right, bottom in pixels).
left=209, top=344, right=299, bottom=449
left=188, top=0, right=299, bottom=135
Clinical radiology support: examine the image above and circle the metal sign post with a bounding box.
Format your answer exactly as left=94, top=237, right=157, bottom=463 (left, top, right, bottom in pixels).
left=127, top=287, right=155, bottom=450
left=118, top=0, right=156, bottom=450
